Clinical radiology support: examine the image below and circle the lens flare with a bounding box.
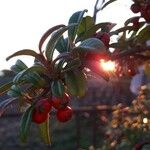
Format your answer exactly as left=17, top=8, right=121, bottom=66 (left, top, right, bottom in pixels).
left=100, top=59, right=116, bottom=71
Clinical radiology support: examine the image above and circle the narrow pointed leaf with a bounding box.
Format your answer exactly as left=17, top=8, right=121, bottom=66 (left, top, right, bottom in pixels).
left=39, top=117, right=51, bottom=145
left=39, top=24, right=65, bottom=52
left=45, top=24, right=77, bottom=61
left=6, top=49, right=40, bottom=61
left=20, top=105, right=34, bottom=142
left=51, top=80, right=65, bottom=97
left=68, top=9, right=88, bottom=43
left=13, top=65, right=48, bottom=84
left=7, top=85, right=22, bottom=97
left=0, top=82, right=13, bottom=96
left=55, top=36, right=69, bottom=53
left=11, top=59, right=28, bottom=73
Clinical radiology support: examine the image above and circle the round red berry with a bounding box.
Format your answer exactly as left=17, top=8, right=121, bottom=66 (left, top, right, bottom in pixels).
left=32, top=98, right=52, bottom=124
left=32, top=110, right=49, bottom=124
left=130, top=3, right=141, bottom=13
left=56, top=106, right=73, bottom=122
left=52, top=93, right=70, bottom=109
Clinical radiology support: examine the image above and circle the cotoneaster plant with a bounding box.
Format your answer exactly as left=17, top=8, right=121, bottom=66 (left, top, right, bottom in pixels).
left=0, top=0, right=149, bottom=146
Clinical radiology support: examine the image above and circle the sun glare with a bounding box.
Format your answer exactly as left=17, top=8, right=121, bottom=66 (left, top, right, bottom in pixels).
left=100, top=59, right=116, bottom=72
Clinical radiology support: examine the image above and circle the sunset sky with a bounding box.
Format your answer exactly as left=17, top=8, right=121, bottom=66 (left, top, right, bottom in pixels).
left=0, top=0, right=132, bottom=70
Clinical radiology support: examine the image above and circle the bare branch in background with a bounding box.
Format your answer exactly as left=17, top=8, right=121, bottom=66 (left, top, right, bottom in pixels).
left=93, top=0, right=105, bottom=23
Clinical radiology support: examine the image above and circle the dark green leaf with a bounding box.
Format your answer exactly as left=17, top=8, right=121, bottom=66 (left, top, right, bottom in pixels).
left=65, top=70, right=87, bottom=97
left=51, top=80, right=65, bottom=97
left=20, top=105, right=34, bottom=142
left=76, top=38, right=106, bottom=54
left=6, top=49, right=40, bottom=61
left=136, top=25, right=150, bottom=43
left=25, top=72, right=46, bottom=87
left=7, top=85, right=22, bottom=97
left=11, top=59, right=28, bottom=73
left=55, top=36, right=68, bottom=53
left=63, top=58, right=81, bottom=72
left=39, top=117, right=51, bottom=145
left=0, top=82, right=13, bottom=96
left=45, top=24, right=77, bottom=61
left=13, top=65, right=48, bottom=84
left=68, top=9, right=88, bottom=43
left=39, top=24, right=65, bottom=52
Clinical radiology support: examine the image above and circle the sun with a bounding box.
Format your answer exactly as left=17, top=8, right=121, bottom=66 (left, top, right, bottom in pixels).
left=100, top=59, right=116, bottom=72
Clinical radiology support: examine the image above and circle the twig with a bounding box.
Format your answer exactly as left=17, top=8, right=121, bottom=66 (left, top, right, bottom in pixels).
left=93, top=0, right=105, bottom=23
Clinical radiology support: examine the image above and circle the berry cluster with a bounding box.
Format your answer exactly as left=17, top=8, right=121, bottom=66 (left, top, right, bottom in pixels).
left=130, top=1, right=150, bottom=22
left=32, top=93, right=73, bottom=124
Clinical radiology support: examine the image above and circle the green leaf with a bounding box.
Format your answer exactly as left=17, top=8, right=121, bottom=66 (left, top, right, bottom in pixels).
left=13, top=65, right=48, bottom=84
left=25, top=72, right=46, bottom=87
left=76, top=22, right=111, bottom=42
left=39, top=24, right=65, bottom=52
left=11, top=59, right=28, bottom=73
left=7, top=85, right=22, bottom=97
left=101, top=0, right=117, bottom=10
left=55, top=36, right=68, bottom=53
left=45, top=24, right=77, bottom=61
left=63, top=58, right=81, bottom=72
left=77, top=16, right=95, bottom=36
left=39, top=117, right=51, bottom=145
left=136, top=25, right=150, bottom=43
left=6, top=49, right=40, bottom=61
left=0, top=82, right=13, bottom=96
left=51, top=80, right=65, bottom=97
left=76, top=38, right=106, bottom=54
left=68, top=9, right=88, bottom=43
left=65, top=70, right=87, bottom=97
left=20, top=105, right=34, bottom=142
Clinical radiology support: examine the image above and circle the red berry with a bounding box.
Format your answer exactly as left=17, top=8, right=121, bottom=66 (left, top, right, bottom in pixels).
left=132, top=17, right=140, bottom=31
left=32, top=110, right=49, bottom=124
left=141, top=5, right=150, bottom=22
left=52, top=93, right=70, bottom=109
left=36, top=99, right=52, bottom=113
left=95, top=32, right=110, bottom=47
left=32, top=98, right=52, bottom=124
left=56, top=106, right=73, bottom=122
left=130, top=3, right=141, bottom=13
